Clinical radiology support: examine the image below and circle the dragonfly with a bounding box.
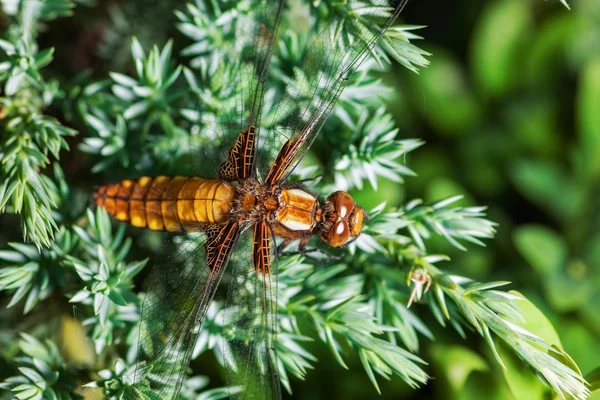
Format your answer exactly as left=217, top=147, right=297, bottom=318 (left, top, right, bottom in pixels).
left=94, top=0, right=409, bottom=398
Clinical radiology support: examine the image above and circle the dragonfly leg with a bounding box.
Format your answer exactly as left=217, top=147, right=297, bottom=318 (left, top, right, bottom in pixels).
left=275, top=236, right=310, bottom=258
left=275, top=239, right=293, bottom=258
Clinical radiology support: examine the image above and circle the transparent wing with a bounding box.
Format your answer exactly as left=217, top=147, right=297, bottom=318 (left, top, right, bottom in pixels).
left=264, top=0, right=409, bottom=184
left=185, top=0, right=284, bottom=179
left=220, top=221, right=280, bottom=400
left=127, top=222, right=242, bottom=400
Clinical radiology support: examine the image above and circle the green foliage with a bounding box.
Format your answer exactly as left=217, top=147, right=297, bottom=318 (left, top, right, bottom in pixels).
left=0, top=333, right=79, bottom=400
left=0, top=0, right=591, bottom=400
left=0, top=0, right=76, bottom=249
left=80, top=38, right=188, bottom=173
left=330, top=111, right=423, bottom=191
left=0, top=230, right=72, bottom=313
left=398, top=0, right=600, bottom=397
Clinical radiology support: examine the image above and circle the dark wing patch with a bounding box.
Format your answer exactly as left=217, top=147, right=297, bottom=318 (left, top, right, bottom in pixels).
left=219, top=126, right=257, bottom=181
left=252, top=221, right=272, bottom=274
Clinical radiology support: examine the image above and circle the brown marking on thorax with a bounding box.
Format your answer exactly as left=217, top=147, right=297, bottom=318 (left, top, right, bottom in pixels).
left=270, top=188, right=319, bottom=239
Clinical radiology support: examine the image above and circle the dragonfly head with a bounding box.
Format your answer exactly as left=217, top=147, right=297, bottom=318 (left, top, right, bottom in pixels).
left=319, top=191, right=364, bottom=248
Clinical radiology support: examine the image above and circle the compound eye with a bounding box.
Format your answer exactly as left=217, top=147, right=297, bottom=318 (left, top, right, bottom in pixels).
left=334, top=191, right=355, bottom=219
left=349, top=207, right=364, bottom=236
left=328, top=220, right=349, bottom=248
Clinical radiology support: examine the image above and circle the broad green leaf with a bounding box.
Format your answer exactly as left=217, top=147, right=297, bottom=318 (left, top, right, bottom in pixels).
left=577, top=58, right=600, bottom=178
left=579, top=292, right=600, bottom=339
left=583, top=234, right=600, bottom=267
left=471, top=0, right=531, bottom=97
left=526, top=13, right=576, bottom=86
left=429, top=344, right=490, bottom=395
left=513, top=225, right=566, bottom=275
left=499, top=343, right=545, bottom=400
left=409, top=47, right=481, bottom=135
left=505, top=98, right=561, bottom=159
left=509, top=290, right=561, bottom=347
left=545, top=272, right=594, bottom=312
left=585, top=367, right=600, bottom=400
left=559, top=321, right=600, bottom=374
left=510, top=160, right=581, bottom=222
left=586, top=367, right=600, bottom=392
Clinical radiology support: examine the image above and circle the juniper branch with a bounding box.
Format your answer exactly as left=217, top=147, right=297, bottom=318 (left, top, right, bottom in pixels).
left=422, top=263, right=590, bottom=400
left=0, top=1, right=77, bottom=249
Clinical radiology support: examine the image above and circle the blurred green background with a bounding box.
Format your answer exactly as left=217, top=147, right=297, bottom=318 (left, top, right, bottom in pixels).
left=1, top=0, right=599, bottom=399
left=387, top=0, right=600, bottom=398
left=350, top=0, right=600, bottom=397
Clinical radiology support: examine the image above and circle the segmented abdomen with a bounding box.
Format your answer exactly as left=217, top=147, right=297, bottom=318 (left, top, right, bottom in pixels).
left=94, top=176, right=235, bottom=232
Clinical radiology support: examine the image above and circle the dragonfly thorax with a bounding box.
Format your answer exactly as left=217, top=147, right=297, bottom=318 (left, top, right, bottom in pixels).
left=235, top=181, right=327, bottom=244
left=272, top=188, right=319, bottom=233
left=264, top=186, right=364, bottom=249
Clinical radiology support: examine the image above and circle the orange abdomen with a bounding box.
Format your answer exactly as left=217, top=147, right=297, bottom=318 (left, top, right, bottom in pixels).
left=94, top=176, right=235, bottom=232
